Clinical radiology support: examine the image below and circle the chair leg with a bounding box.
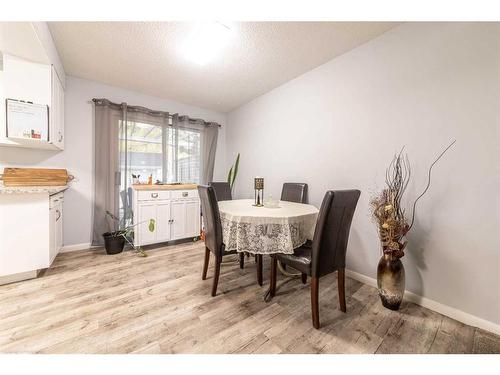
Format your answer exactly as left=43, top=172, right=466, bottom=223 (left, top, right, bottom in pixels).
left=256, top=254, right=263, bottom=286
left=202, top=247, right=210, bottom=280
left=338, top=267, right=346, bottom=312
left=301, top=273, right=307, bottom=284
left=311, top=276, right=320, bottom=329
left=211, top=256, right=222, bottom=297
left=239, top=252, right=245, bottom=269
left=270, top=257, right=277, bottom=297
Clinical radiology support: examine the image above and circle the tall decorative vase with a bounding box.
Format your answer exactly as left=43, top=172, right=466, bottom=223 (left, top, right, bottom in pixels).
left=377, top=254, right=405, bottom=310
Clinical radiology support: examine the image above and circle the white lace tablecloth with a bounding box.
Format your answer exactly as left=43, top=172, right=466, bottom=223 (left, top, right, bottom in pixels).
left=219, top=199, right=319, bottom=255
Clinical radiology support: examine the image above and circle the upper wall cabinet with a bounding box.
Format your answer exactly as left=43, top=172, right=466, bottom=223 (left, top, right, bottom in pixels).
left=50, top=65, right=64, bottom=150
left=0, top=22, right=65, bottom=151
left=3, top=54, right=51, bottom=105
left=0, top=54, right=65, bottom=150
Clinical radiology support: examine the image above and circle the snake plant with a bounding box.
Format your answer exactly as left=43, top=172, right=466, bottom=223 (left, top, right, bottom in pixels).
left=227, top=153, right=240, bottom=191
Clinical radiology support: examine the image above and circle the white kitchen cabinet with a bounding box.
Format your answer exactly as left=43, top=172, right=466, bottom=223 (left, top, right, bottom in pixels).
left=170, top=200, right=186, bottom=240
left=133, top=187, right=200, bottom=247
left=137, top=202, right=157, bottom=245
left=0, top=54, right=64, bottom=150
left=49, top=65, right=64, bottom=150
left=0, top=188, right=66, bottom=284
left=3, top=53, right=51, bottom=105
left=155, top=201, right=171, bottom=242
left=184, top=200, right=201, bottom=238
left=49, top=192, right=64, bottom=265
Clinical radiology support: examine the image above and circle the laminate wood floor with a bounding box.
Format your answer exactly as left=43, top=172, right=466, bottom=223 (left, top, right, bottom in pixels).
left=0, top=241, right=498, bottom=354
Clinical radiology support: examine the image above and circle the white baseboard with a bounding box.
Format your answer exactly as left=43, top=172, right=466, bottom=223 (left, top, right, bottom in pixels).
left=0, top=270, right=38, bottom=285
left=60, top=242, right=94, bottom=253
left=345, top=269, right=500, bottom=335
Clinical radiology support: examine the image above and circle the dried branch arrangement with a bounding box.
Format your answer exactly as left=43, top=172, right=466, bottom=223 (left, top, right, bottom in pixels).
left=370, top=141, right=456, bottom=259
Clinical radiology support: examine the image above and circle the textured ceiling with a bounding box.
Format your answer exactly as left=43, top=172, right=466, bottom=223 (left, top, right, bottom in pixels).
left=48, top=22, right=399, bottom=113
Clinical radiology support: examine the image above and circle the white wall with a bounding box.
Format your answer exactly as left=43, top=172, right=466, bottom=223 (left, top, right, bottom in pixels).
left=226, top=23, right=500, bottom=326
left=0, top=76, right=226, bottom=247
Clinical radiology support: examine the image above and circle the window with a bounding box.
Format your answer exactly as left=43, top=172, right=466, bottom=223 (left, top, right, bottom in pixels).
left=176, top=128, right=201, bottom=183
left=119, top=121, right=202, bottom=186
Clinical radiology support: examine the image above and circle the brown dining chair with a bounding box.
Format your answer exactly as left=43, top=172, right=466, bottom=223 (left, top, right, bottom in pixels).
left=209, top=181, right=253, bottom=263
left=198, top=185, right=246, bottom=296
left=269, top=189, right=361, bottom=329
left=281, top=183, right=308, bottom=204
left=209, top=181, right=232, bottom=201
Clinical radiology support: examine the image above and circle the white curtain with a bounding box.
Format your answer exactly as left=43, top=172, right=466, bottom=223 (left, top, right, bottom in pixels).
left=172, top=114, right=219, bottom=185
left=92, top=99, right=219, bottom=246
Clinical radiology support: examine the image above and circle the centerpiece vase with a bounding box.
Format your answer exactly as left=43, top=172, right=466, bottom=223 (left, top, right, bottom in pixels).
left=377, top=253, right=405, bottom=310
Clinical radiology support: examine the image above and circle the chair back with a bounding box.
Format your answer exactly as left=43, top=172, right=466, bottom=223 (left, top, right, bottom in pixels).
left=209, top=181, right=232, bottom=201
left=281, top=183, right=308, bottom=204
left=198, top=185, right=224, bottom=256
left=311, top=190, right=361, bottom=277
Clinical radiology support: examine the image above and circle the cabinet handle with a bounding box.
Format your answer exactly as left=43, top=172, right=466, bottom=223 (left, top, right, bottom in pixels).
left=182, top=192, right=188, bottom=197
left=151, top=193, right=158, bottom=198
left=56, top=209, right=61, bottom=221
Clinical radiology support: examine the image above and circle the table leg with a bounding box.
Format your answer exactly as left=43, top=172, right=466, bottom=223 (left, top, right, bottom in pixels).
left=256, top=254, right=263, bottom=286
left=270, top=257, right=277, bottom=297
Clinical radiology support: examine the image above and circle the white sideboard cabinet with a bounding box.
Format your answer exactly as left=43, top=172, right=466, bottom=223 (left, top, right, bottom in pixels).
left=132, top=186, right=200, bottom=247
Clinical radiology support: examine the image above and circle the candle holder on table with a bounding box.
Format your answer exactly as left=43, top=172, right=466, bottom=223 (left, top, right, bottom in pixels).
left=253, top=177, right=264, bottom=207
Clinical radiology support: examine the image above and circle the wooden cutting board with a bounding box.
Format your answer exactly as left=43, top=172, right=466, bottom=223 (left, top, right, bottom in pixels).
left=2, top=168, right=70, bottom=186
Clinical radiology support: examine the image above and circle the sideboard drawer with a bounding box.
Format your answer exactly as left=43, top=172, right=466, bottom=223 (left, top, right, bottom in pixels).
left=137, top=190, right=171, bottom=201
left=170, top=189, right=199, bottom=199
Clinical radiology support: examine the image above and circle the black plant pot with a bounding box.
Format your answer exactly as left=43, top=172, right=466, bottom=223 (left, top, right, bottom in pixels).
left=377, top=254, right=405, bottom=310
left=103, top=232, right=125, bottom=255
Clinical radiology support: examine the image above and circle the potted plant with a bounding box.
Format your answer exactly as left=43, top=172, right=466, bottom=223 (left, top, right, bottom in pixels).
left=102, top=211, right=155, bottom=257
left=370, top=141, right=455, bottom=310
left=227, top=152, right=240, bottom=192
left=131, top=173, right=141, bottom=185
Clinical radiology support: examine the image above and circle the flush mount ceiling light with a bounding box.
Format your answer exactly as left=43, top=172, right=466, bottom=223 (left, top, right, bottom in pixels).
left=181, top=22, right=232, bottom=66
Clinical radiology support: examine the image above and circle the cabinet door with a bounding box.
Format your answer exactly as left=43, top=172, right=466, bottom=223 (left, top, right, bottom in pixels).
left=184, top=200, right=200, bottom=238
left=50, top=66, right=64, bottom=150
left=49, top=207, right=56, bottom=265
left=170, top=201, right=186, bottom=240
left=137, top=203, right=156, bottom=245
left=3, top=54, right=51, bottom=105
left=56, top=74, right=64, bottom=149
left=155, top=201, right=170, bottom=243
left=55, top=202, right=63, bottom=255
left=58, top=81, right=65, bottom=149
left=49, top=202, right=63, bottom=266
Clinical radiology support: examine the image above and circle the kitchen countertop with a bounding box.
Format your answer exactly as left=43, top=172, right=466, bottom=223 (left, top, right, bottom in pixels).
left=132, top=183, right=198, bottom=191
left=0, top=183, right=68, bottom=195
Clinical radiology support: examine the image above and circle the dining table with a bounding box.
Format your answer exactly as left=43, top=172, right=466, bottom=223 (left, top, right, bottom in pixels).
left=218, top=198, right=319, bottom=299
left=218, top=198, right=319, bottom=256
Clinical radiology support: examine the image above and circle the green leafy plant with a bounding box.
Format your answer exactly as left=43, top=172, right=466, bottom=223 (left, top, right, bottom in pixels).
left=227, top=153, right=240, bottom=191
left=105, top=211, right=155, bottom=257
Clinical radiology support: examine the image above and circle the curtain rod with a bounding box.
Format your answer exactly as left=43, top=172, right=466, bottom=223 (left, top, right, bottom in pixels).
left=91, top=98, right=222, bottom=128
